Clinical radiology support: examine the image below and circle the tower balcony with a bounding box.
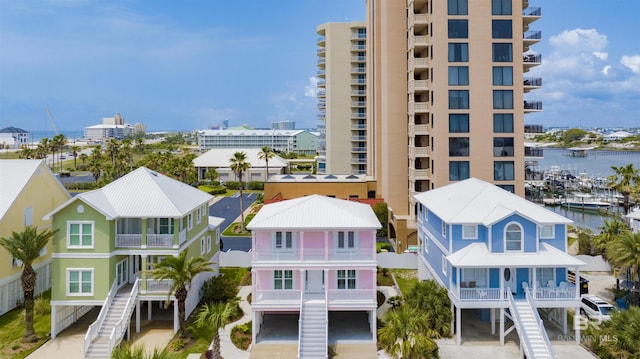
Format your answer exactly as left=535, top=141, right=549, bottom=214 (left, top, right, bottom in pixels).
left=408, top=36, right=428, bottom=49
left=523, top=54, right=542, bottom=71
left=408, top=101, right=430, bottom=114
left=523, top=7, right=541, bottom=28
left=409, top=146, right=430, bottom=157
left=408, top=124, right=430, bottom=136
left=409, top=80, right=429, bottom=92
left=523, top=30, right=541, bottom=51
left=523, top=77, right=542, bottom=93
left=524, top=100, right=543, bottom=113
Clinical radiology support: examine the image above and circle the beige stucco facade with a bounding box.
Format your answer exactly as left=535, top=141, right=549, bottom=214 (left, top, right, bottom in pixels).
left=317, top=22, right=368, bottom=176
left=367, top=0, right=538, bottom=251
left=0, top=160, right=71, bottom=315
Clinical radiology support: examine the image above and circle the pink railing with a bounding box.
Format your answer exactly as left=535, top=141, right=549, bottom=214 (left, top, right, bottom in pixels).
left=252, top=248, right=375, bottom=261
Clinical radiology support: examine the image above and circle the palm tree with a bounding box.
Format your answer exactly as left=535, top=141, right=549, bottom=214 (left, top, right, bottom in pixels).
left=608, top=163, right=640, bottom=214
left=593, top=217, right=629, bottom=257
left=229, top=151, right=251, bottom=230
left=69, top=145, right=81, bottom=170
left=111, top=343, right=180, bottom=359
left=586, top=306, right=640, bottom=359
left=89, top=146, right=103, bottom=183
left=79, top=152, right=88, bottom=168
left=607, top=231, right=640, bottom=285
left=205, top=168, right=219, bottom=183
left=106, top=138, right=120, bottom=168
left=149, top=251, right=215, bottom=338
left=378, top=305, right=439, bottom=359
left=258, top=146, right=275, bottom=181
left=38, top=137, right=50, bottom=167
left=194, top=301, right=235, bottom=359
left=0, top=226, right=57, bottom=342
left=52, top=133, right=66, bottom=172
left=405, top=279, right=452, bottom=337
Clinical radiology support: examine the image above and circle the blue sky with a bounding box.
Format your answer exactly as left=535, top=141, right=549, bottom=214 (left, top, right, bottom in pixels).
left=0, top=0, right=638, bottom=133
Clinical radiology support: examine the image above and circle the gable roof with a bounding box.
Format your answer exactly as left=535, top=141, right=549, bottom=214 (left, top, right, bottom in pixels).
left=0, top=127, right=29, bottom=134
left=45, top=167, right=212, bottom=220
left=414, top=178, right=572, bottom=225
left=193, top=148, right=289, bottom=169
left=0, top=160, right=63, bottom=220
left=247, top=194, right=381, bottom=230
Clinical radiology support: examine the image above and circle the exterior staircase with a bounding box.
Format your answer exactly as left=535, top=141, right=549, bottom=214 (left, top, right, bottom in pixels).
left=507, top=285, right=556, bottom=359
left=85, top=283, right=137, bottom=358
left=297, top=297, right=328, bottom=359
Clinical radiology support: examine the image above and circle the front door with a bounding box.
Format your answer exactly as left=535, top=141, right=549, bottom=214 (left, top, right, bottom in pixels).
left=305, top=270, right=324, bottom=293
left=116, top=258, right=128, bottom=288
left=503, top=267, right=516, bottom=294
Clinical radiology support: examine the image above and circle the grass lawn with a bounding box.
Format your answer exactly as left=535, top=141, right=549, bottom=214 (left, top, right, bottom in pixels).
left=392, top=269, right=418, bottom=296
left=0, top=291, right=52, bottom=359
left=220, top=267, right=251, bottom=286
left=376, top=269, right=395, bottom=287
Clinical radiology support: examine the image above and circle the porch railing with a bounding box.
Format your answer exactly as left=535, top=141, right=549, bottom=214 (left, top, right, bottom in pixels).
left=253, top=248, right=376, bottom=262
left=327, top=289, right=375, bottom=302
left=144, top=279, right=173, bottom=293
left=458, top=287, right=502, bottom=301
left=115, top=234, right=143, bottom=247
left=532, top=284, right=577, bottom=300
left=147, top=234, right=174, bottom=248
left=254, top=289, right=302, bottom=303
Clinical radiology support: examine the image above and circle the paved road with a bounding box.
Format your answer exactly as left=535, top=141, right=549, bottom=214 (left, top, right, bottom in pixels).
left=209, top=193, right=255, bottom=252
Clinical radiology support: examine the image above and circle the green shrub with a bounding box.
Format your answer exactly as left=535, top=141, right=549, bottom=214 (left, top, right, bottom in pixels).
left=225, top=181, right=245, bottom=190
left=248, top=181, right=264, bottom=190
left=231, top=321, right=252, bottom=350
left=64, top=181, right=97, bottom=191
left=208, top=186, right=227, bottom=195
left=201, top=275, right=239, bottom=303
left=376, top=242, right=392, bottom=252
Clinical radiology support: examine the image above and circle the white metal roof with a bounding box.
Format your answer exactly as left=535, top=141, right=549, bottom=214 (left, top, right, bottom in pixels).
left=414, top=178, right=572, bottom=225
left=193, top=148, right=289, bottom=169
left=247, top=194, right=381, bottom=230
left=0, top=160, right=60, bottom=220
left=627, top=207, right=640, bottom=220
left=447, top=242, right=586, bottom=268
left=45, top=167, right=212, bottom=220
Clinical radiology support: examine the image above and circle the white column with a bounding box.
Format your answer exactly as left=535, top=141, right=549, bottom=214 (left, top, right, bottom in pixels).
left=491, top=308, right=495, bottom=335
left=456, top=306, right=461, bottom=345
left=147, top=300, right=152, bottom=320
left=300, top=269, right=305, bottom=295
left=300, top=231, right=304, bottom=261
left=252, top=311, right=258, bottom=344
left=500, top=268, right=504, bottom=300
left=563, top=308, right=567, bottom=334
left=575, top=306, right=581, bottom=343
left=456, top=267, right=460, bottom=298
left=136, top=300, right=140, bottom=333
left=532, top=268, right=537, bottom=299
left=500, top=308, right=505, bottom=345
left=370, top=310, right=376, bottom=343
left=251, top=232, right=256, bottom=261
left=51, top=305, right=57, bottom=339
left=450, top=303, right=455, bottom=337
left=324, top=231, right=329, bottom=261
left=173, top=300, right=179, bottom=333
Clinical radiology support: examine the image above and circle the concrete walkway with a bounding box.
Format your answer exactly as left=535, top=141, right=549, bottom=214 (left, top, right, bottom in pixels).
left=218, top=285, right=252, bottom=359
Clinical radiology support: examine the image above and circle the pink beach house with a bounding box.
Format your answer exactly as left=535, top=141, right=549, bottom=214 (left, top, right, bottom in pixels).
left=247, top=194, right=381, bottom=358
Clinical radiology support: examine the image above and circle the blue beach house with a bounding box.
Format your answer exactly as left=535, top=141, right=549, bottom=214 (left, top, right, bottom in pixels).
left=415, top=178, right=585, bottom=357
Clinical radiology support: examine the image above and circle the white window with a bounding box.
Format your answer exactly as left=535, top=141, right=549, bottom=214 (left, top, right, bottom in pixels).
left=196, top=207, right=202, bottom=225
left=536, top=268, right=555, bottom=287
left=424, top=236, right=429, bottom=253
left=67, top=269, right=93, bottom=296
left=274, top=270, right=293, bottom=290
left=67, top=222, right=94, bottom=248
left=274, top=231, right=294, bottom=251
left=336, top=231, right=357, bottom=251
left=187, top=213, right=193, bottom=230
left=442, top=221, right=447, bottom=238
left=116, top=259, right=128, bottom=287
left=462, top=224, right=478, bottom=239
left=462, top=268, right=487, bottom=287
left=200, top=237, right=206, bottom=255
left=337, top=270, right=357, bottom=289
left=505, top=223, right=523, bottom=251
left=158, top=218, right=174, bottom=235
left=202, top=205, right=207, bottom=218
left=24, top=206, right=33, bottom=226
left=539, top=224, right=554, bottom=239
left=206, top=235, right=212, bottom=253
left=442, top=256, right=448, bottom=275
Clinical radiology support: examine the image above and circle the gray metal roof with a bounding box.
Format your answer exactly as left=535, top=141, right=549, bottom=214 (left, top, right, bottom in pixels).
left=247, top=194, right=381, bottom=230
left=414, top=177, right=572, bottom=225
left=46, top=167, right=212, bottom=219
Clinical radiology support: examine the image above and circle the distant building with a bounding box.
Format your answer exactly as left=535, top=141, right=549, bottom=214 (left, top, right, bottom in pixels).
left=0, top=127, right=30, bottom=149
left=271, top=121, right=295, bottom=130
left=197, top=129, right=318, bottom=155
left=84, top=113, right=140, bottom=141
left=193, top=148, right=289, bottom=183
left=603, top=131, right=632, bottom=141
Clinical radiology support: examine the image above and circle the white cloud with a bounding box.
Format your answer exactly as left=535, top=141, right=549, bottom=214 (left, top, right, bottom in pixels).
left=549, top=28, right=608, bottom=53
left=304, top=76, right=319, bottom=97
left=592, top=52, right=608, bottom=61
left=602, top=65, right=612, bottom=75
left=621, top=55, right=640, bottom=74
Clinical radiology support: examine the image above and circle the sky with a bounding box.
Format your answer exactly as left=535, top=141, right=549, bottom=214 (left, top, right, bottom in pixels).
left=0, top=0, right=638, bottom=133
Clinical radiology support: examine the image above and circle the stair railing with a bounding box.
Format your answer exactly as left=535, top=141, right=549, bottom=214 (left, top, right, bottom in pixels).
left=296, top=289, right=305, bottom=358
left=523, top=283, right=557, bottom=359
left=107, top=278, right=140, bottom=355
left=84, top=278, right=117, bottom=356
left=506, top=287, right=536, bottom=359
left=324, top=287, right=329, bottom=359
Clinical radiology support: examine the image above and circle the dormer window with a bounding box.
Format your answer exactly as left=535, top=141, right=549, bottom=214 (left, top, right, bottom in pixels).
left=539, top=224, right=554, bottom=239
left=442, top=221, right=447, bottom=238
left=462, top=224, right=477, bottom=239
left=505, top=223, right=523, bottom=251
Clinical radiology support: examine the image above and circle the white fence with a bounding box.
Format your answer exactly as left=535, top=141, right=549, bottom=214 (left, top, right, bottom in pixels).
left=575, top=255, right=611, bottom=272
left=219, top=250, right=419, bottom=269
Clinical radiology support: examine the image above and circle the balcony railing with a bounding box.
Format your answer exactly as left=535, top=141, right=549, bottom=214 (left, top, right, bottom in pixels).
left=116, top=234, right=143, bottom=248
left=524, top=101, right=543, bottom=110
left=525, top=147, right=544, bottom=157
left=523, top=7, right=541, bottom=16
left=254, top=289, right=302, bottom=303
left=253, top=248, right=376, bottom=262
left=524, top=54, right=542, bottom=64
left=328, top=289, right=375, bottom=302
left=523, top=77, right=542, bottom=87
left=144, top=279, right=173, bottom=293
left=524, top=30, right=541, bottom=40
left=532, top=285, right=577, bottom=300
left=147, top=234, right=174, bottom=248
left=453, top=284, right=578, bottom=302
left=458, top=288, right=503, bottom=301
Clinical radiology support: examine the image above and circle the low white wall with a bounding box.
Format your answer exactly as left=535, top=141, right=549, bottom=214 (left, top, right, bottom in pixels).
left=575, top=255, right=612, bottom=272
left=220, top=251, right=420, bottom=270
